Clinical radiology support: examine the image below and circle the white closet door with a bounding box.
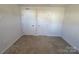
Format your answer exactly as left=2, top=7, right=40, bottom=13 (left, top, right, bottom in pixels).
left=21, top=7, right=64, bottom=36
left=37, top=8, right=51, bottom=36
left=37, top=8, right=64, bottom=36
left=22, top=8, right=36, bottom=35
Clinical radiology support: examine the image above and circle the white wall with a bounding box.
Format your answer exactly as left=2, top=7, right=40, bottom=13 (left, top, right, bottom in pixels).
left=62, top=5, right=79, bottom=50
left=0, top=5, right=23, bottom=53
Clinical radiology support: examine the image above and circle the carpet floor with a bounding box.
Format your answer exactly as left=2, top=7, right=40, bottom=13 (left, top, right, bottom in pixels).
left=4, top=35, right=79, bottom=54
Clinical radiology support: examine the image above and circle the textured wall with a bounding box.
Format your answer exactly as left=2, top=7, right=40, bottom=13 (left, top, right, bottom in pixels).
left=0, top=5, right=22, bottom=53
left=62, top=5, right=79, bottom=50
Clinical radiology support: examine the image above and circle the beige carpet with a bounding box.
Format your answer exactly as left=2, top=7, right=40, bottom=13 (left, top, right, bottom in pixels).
left=4, top=35, right=79, bottom=54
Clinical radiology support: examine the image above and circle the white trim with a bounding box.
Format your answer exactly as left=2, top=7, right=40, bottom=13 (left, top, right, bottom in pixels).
left=0, top=34, right=23, bottom=54
left=62, top=36, right=79, bottom=52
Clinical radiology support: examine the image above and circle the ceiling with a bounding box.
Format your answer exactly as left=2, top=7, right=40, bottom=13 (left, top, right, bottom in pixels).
left=19, top=4, right=67, bottom=7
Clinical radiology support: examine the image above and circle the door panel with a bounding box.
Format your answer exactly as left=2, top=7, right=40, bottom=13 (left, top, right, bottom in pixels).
left=37, top=8, right=64, bottom=36
left=22, top=8, right=36, bottom=35
left=37, top=8, right=50, bottom=35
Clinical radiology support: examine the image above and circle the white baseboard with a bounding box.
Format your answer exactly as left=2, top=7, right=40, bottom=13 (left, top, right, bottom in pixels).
left=0, top=34, right=23, bottom=54
left=62, top=36, right=79, bottom=52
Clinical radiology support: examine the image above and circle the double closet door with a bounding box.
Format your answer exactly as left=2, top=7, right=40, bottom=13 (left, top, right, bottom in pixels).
left=22, top=7, right=64, bottom=36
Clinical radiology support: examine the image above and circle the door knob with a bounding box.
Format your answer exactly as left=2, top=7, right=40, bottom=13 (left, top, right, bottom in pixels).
left=38, top=25, right=40, bottom=27
left=32, top=25, right=34, bottom=27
